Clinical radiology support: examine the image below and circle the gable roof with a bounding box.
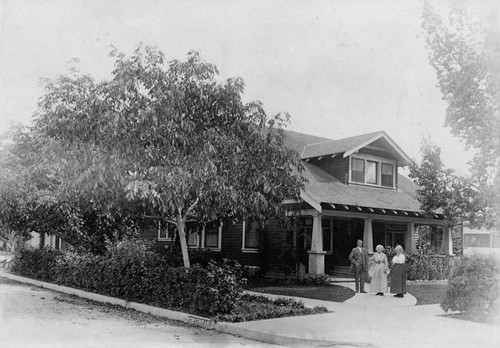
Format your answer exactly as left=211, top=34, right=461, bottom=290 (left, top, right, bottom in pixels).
left=300, top=130, right=411, bottom=165
left=301, top=162, right=421, bottom=212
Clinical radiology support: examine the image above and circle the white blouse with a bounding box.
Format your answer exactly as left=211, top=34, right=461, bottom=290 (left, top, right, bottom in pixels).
left=392, top=253, right=406, bottom=264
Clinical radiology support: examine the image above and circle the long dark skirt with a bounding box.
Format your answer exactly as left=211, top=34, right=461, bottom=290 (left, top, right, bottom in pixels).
left=390, top=264, right=406, bottom=294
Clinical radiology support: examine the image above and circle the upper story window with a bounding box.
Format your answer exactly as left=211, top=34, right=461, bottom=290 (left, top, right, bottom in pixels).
left=350, top=155, right=395, bottom=188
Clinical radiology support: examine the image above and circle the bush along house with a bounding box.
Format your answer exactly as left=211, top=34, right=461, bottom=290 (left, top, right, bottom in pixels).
left=142, top=130, right=448, bottom=278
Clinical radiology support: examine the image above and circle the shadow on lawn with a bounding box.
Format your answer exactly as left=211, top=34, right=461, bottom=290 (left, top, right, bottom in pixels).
left=246, top=279, right=355, bottom=302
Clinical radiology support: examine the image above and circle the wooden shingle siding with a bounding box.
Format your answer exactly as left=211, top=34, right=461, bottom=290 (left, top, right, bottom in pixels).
left=309, top=156, right=349, bottom=184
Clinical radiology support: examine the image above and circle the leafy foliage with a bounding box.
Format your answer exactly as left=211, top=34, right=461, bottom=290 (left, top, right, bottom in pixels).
left=422, top=3, right=500, bottom=229
left=23, top=45, right=304, bottom=266
left=383, top=245, right=454, bottom=281
left=11, top=241, right=245, bottom=317
left=406, top=251, right=454, bottom=281
left=441, top=254, right=500, bottom=318
left=409, top=136, right=485, bottom=227
left=297, top=273, right=330, bottom=286
left=215, top=293, right=327, bottom=322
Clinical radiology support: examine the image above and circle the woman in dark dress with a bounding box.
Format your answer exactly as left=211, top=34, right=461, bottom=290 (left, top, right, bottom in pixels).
left=390, top=245, right=406, bottom=298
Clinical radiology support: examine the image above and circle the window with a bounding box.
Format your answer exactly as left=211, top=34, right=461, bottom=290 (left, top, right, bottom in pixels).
left=242, top=219, right=261, bottom=250
left=351, top=158, right=365, bottom=183
left=366, top=161, right=378, bottom=184
left=158, top=221, right=175, bottom=241
left=350, top=156, right=395, bottom=188
left=203, top=221, right=222, bottom=250
left=205, top=226, right=219, bottom=248
left=187, top=227, right=200, bottom=247
left=381, top=163, right=394, bottom=187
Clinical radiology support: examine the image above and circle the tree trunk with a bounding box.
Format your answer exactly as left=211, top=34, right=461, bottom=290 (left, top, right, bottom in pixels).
left=177, top=214, right=191, bottom=268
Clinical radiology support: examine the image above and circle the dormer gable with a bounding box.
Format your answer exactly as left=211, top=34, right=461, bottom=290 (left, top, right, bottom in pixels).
left=297, top=131, right=411, bottom=189
left=301, top=131, right=411, bottom=166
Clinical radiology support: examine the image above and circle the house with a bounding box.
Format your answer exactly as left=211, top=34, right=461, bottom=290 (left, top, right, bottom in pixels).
left=144, top=130, right=447, bottom=277
left=462, top=225, right=500, bottom=257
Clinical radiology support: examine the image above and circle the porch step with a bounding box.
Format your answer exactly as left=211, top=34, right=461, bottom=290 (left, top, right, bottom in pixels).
left=328, top=277, right=354, bottom=283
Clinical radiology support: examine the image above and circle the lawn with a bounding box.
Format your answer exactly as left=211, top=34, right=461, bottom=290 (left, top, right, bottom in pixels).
left=247, top=279, right=448, bottom=305
left=247, top=279, right=355, bottom=302
left=406, top=282, right=448, bottom=305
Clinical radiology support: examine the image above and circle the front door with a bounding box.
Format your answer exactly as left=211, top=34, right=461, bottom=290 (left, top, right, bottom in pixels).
left=332, top=218, right=364, bottom=266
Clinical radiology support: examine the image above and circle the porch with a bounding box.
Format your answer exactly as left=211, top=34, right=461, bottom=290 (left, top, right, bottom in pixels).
left=286, top=204, right=448, bottom=275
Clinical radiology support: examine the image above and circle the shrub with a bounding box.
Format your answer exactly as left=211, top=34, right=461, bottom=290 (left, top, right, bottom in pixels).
left=215, top=293, right=328, bottom=322
left=406, top=250, right=455, bottom=281
left=384, top=246, right=455, bottom=281
left=297, top=273, right=330, bottom=286
left=11, top=246, right=62, bottom=282
left=10, top=241, right=244, bottom=317
left=441, top=254, right=500, bottom=317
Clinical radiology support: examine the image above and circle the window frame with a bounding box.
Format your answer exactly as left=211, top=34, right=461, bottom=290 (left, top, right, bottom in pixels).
left=157, top=221, right=175, bottom=241
left=186, top=221, right=223, bottom=251
left=242, top=219, right=262, bottom=253
left=203, top=221, right=223, bottom=251
left=349, top=154, right=396, bottom=188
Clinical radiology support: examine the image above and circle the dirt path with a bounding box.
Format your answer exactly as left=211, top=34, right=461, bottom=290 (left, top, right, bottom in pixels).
left=0, top=277, right=276, bottom=348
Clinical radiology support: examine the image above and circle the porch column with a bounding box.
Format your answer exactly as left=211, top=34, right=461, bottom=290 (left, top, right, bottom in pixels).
left=405, top=222, right=416, bottom=253
left=308, top=213, right=326, bottom=275
left=441, top=226, right=454, bottom=255
left=363, top=218, right=373, bottom=254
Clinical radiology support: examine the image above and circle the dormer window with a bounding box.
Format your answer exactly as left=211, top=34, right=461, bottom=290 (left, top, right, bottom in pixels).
left=350, top=155, right=395, bottom=188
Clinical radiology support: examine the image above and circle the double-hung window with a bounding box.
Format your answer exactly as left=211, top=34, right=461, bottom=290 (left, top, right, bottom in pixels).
left=350, top=156, right=395, bottom=188
left=242, top=219, right=261, bottom=251
left=187, top=221, right=223, bottom=250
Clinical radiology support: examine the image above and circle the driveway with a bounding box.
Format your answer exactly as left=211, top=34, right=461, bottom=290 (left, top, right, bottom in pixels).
left=0, top=277, right=276, bottom=348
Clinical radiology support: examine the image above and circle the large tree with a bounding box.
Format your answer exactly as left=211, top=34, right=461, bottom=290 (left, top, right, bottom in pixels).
left=32, top=45, right=304, bottom=267
left=422, top=2, right=500, bottom=229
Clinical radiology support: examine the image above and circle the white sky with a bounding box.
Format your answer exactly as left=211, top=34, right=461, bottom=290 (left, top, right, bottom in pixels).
left=1, top=0, right=495, bottom=175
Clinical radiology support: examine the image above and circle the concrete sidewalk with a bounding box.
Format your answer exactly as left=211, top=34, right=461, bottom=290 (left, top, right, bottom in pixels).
left=243, top=281, right=499, bottom=348
left=1, top=271, right=498, bottom=348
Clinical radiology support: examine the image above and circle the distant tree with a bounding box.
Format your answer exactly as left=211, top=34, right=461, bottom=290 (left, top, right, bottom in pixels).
left=32, top=45, right=304, bottom=267
left=422, top=2, right=500, bottom=229
left=0, top=125, right=141, bottom=254
left=409, top=136, right=484, bottom=227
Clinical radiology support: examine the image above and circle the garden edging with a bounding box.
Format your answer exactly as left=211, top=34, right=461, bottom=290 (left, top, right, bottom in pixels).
left=0, top=270, right=339, bottom=347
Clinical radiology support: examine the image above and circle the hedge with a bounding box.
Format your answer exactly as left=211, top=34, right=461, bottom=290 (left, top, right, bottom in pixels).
left=11, top=241, right=244, bottom=317
left=384, top=246, right=455, bottom=281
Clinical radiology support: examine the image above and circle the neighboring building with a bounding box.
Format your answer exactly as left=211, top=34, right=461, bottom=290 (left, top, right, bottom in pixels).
left=142, top=130, right=447, bottom=277
left=462, top=226, right=500, bottom=257
left=26, top=232, right=70, bottom=251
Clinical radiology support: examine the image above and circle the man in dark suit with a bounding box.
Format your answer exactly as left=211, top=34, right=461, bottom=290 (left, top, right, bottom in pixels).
left=349, top=239, right=369, bottom=293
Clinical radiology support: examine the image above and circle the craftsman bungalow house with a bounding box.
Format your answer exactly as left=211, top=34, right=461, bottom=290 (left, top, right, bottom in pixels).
left=143, top=130, right=448, bottom=277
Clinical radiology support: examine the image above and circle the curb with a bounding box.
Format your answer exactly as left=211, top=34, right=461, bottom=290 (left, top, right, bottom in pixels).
left=0, top=271, right=358, bottom=348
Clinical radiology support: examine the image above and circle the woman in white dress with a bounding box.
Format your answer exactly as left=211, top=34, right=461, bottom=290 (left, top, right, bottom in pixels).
left=369, top=245, right=389, bottom=295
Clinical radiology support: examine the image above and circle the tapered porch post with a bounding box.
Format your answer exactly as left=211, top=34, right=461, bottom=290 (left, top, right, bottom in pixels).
left=363, top=218, right=373, bottom=254
left=405, top=222, right=416, bottom=253
left=441, top=226, right=454, bottom=255
left=308, top=213, right=325, bottom=275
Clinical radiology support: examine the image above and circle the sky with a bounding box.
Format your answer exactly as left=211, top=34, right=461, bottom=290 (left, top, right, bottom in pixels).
left=0, top=0, right=495, bottom=175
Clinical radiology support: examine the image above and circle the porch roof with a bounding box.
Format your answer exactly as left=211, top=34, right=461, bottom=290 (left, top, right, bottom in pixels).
left=301, top=162, right=421, bottom=212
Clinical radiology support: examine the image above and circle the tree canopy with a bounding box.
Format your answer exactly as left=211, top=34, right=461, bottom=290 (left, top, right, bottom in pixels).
left=409, top=136, right=485, bottom=227
left=422, top=3, right=499, bottom=229
left=3, top=45, right=305, bottom=266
